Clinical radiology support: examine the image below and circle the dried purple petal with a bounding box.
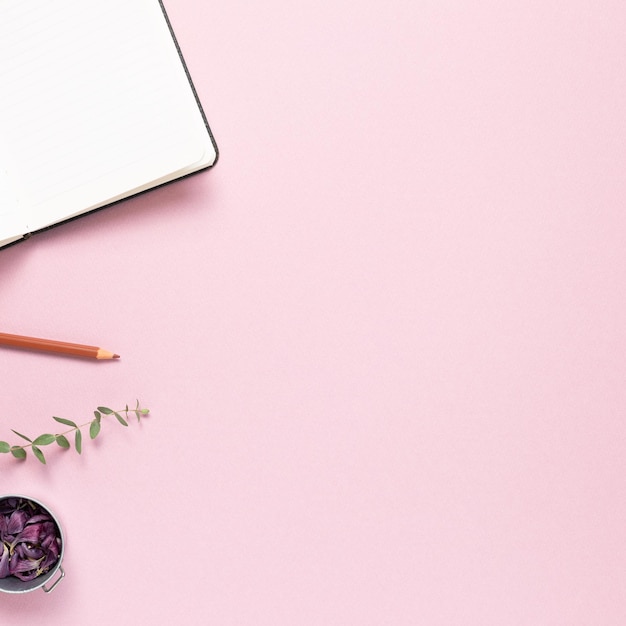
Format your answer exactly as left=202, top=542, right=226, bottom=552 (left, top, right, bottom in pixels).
left=41, top=532, right=57, bottom=551
left=24, top=514, right=51, bottom=526
left=0, top=544, right=10, bottom=578
left=16, top=543, right=44, bottom=560
left=0, top=498, right=19, bottom=515
left=9, top=555, right=39, bottom=574
left=12, top=567, right=41, bottom=582
left=12, top=523, right=42, bottom=545
left=41, top=548, right=59, bottom=571
left=6, top=510, right=28, bottom=535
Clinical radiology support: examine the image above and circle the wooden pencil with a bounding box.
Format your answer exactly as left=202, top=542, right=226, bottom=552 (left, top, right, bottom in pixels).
left=0, top=332, right=119, bottom=360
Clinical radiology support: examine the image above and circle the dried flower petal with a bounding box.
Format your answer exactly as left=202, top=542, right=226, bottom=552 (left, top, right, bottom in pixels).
left=15, top=543, right=44, bottom=560
left=24, top=514, right=51, bottom=526
left=0, top=544, right=10, bottom=578
left=12, top=564, right=41, bottom=581
left=6, top=510, right=28, bottom=535
left=9, top=556, right=39, bottom=574
left=0, top=498, right=18, bottom=515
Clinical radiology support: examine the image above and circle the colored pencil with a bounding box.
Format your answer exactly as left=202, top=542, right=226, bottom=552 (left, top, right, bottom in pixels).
left=0, top=332, right=119, bottom=360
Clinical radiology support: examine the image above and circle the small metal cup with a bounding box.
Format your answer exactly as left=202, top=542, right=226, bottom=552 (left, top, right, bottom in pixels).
left=0, top=495, right=65, bottom=594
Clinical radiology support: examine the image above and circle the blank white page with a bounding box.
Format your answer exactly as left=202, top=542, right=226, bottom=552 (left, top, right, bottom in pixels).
left=0, top=153, right=23, bottom=244
left=0, top=0, right=215, bottom=240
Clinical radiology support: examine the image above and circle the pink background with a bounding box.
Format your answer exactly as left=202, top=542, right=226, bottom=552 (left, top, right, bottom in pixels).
left=1, top=0, right=626, bottom=623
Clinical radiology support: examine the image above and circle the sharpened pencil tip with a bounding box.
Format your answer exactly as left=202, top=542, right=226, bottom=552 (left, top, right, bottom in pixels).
left=113, top=354, right=120, bottom=359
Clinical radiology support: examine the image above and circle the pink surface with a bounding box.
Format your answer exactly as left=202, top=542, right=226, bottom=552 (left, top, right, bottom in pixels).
left=1, top=0, right=626, bottom=623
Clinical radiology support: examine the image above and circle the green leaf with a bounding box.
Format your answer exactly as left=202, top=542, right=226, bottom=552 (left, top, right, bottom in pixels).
left=75, top=429, right=82, bottom=454
left=97, top=406, right=113, bottom=414
left=53, top=416, right=78, bottom=428
left=89, top=419, right=101, bottom=439
left=32, top=445, right=46, bottom=464
left=114, top=412, right=128, bottom=427
left=56, top=434, right=70, bottom=449
left=11, top=446, right=26, bottom=459
left=0, top=441, right=10, bottom=453
left=141, top=409, right=150, bottom=415
left=11, top=430, right=32, bottom=442
left=33, top=434, right=56, bottom=446
left=93, top=410, right=102, bottom=423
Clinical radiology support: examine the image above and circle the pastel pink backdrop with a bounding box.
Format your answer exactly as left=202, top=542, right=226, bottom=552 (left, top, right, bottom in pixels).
left=1, top=1, right=625, bottom=624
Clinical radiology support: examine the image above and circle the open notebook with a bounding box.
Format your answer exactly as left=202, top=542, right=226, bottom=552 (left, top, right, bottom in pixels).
left=0, top=0, right=218, bottom=249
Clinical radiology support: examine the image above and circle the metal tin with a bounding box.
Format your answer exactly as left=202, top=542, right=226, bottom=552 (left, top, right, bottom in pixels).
left=0, top=495, right=65, bottom=593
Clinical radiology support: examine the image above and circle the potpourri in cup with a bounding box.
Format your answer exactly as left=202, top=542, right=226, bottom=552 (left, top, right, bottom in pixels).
left=0, top=497, right=62, bottom=581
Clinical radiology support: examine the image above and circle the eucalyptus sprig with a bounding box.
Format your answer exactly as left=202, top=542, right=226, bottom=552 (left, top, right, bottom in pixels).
left=0, top=400, right=149, bottom=465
